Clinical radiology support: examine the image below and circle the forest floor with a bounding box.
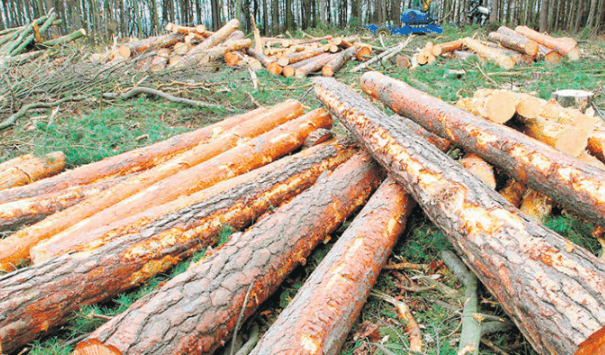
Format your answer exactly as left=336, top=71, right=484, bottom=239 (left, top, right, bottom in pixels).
left=2, top=23, right=605, bottom=355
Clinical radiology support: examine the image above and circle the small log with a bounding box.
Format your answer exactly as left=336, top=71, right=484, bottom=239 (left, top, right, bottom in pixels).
left=303, top=128, right=333, bottom=148
left=0, top=152, right=65, bottom=191
left=30, top=108, right=329, bottom=264
left=266, top=61, right=283, bottom=75
left=455, top=91, right=517, bottom=124
left=36, top=28, right=86, bottom=48
left=294, top=53, right=337, bottom=78
left=488, top=31, right=539, bottom=56
left=282, top=53, right=331, bottom=77
left=173, top=42, right=192, bottom=55
left=277, top=47, right=325, bottom=66
left=355, top=45, right=371, bottom=61
left=520, top=189, right=554, bottom=223
left=247, top=48, right=273, bottom=67
left=499, top=179, right=527, bottom=208
left=538, top=44, right=563, bottom=63
left=225, top=30, right=246, bottom=42
left=523, top=116, right=588, bottom=157
left=166, top=23, right=207, bottom=35
left=316, top=76, right=605, bottom=355
left=435, top=39, right=463, bottom=55
left=149, top=48, right=170, bottom=72
left=224, top=51, right=263, bottom=71
left=459, top=154, right=496, bottom=189
left=461, top=37, right=515, bottom=69
left=322, top=46, right=358, bottom=77
left=514, top=26, right=580, bottom=60
left=552, top=89, right=594, bottom=113
left=176, top=19, right=240, bottom=68
left=360, top=71, right=605, bottom=228
left=72, top=151, right=383, bottom=355
left=250, top=177, right=413, bottom=355
left=0, top=138, right=357, bottom=355
left=393, top=54, right=411, bottom=69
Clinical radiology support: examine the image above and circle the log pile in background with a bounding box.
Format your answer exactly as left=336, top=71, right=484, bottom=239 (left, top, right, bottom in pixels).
left=0, top=9, right=86, bottom=68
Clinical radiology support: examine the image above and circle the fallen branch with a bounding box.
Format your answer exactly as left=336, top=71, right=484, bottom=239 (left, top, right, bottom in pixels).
left=0, top=95, right=87, bottom=130
left=350, top=37, right=412, bottom=73
left=371, top=290, right=423, bottom=353
left=102, top=86, right=230, bottom=111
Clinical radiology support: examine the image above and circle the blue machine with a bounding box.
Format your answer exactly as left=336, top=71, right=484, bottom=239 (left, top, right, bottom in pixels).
left=364, top=0, right=443, bottom=35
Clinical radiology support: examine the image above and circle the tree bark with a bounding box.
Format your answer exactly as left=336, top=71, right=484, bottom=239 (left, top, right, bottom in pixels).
left=250, top=177, right=413, bottom=355
left=0, top=108, right=267, bottom=205
left=460, top=37, right=516, bottom=69
left=539, top=0, right=549, bottom=31
left=119, top=33, right=184, bottom=58
left=0, top=152, right=65, bottom=191
left=0, top=138, right=357, bottom=355
left=359, top=71, right=605, bottom=229
left=72, top=151, right=384, bottom=355
left=177, top=19, right=239, bottom=67
left=277, top=47, right=325, bottom=66
left=587, top=0, right=600, bottom=28
left=515, top=25, right=581, bottom=60
left=294, top=53, right=336, bottom=78
left=316, top=76, right=605, bottom=355
left=488, top=31, right=539, bottom=56
left=434, top=39, right=464, bottom=55
left=322, top=46, right=358, bottom=77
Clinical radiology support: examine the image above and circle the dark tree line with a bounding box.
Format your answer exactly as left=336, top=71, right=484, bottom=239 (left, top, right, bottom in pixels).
left=0, top=0, right=603, bottom=39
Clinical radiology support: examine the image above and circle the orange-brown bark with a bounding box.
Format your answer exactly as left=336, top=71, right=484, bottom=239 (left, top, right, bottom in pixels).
left=316, top=76, right=605, bottom=355
left=123, top=33, right=184, bottom=54
left=72, top=151, right=383, bottom=355
left=514, top=26, right=580, bottom=60
left=488, top=30, right=539, bottom=56
left=390, top=114, right=452, bottom=152
left=0, top=138, right=357, bottom=355
left=278, top=48, right=325, bottom=66
left=0, top=103, right=296, bottom=271
left=0, top=107, right=267, bottom=205
left=461, top=37, right=515, bottom=69
left=247, top=48, right=273, bottom=67
left=435, top=39, right=463, bottom=55
left=250, top=177, right=413, bottom=355
left=0, top=151, right=66, bottom=191
left=30, top=108, right=330, bottom=264
left=294, top=53, right=336, bottom=78
left=174, top=19, right=239, bottom=68
left=322, top=46, right=358, bottom=77
left=520, top=189, right=554, bottom=223
left=360, top=71, right=605, bottom=228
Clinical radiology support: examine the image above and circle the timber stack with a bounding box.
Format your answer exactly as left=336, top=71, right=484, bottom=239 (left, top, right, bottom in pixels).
left=0, top=8, right=86, bottom=68
left=412, top=25, right=580, bottom=68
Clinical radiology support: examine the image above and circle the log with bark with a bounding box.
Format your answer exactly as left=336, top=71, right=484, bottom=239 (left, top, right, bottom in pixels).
left=0, top=138, right=357, bottom=355
left=514, top=25, right=580, bottom=60
left=294, top=53, right=337, bottom=78
left=0, top=103, right=298, bottom=271
left=360, top=72, right=605, bottom=228
left=0, top=151, right=65, bottom=191
left=36, top=28, right=86, bottom=49
left=224, top=51, right=263, bottom=71
left=435, top=39, right=463, bottom=55
left=249, top=177, right=413, bottom=355
left=316, top=76, right=605, bottom=355
left=282, top=53, right=331, bottom=77
left=117, top=33, right=184, bottom=60
left=455, top=91, right=517, bottom=124
left=322, top=46, right=358, bottom=77
left=72, top=151, right=383, bottom=355
left=247, top=48, right=273, bottom=68
left=460, top=37, right=515, bottom=69
left=523, top=116, right=588, bottom=157
left=0, top=107, right=267, bottom=205
left=29, top=108, right=329, bottom=264
left=488, top=31, right=539, bottom=56
left=173, top=19, right=239, bottom=68
left=277, top=48, right=325, bottom=67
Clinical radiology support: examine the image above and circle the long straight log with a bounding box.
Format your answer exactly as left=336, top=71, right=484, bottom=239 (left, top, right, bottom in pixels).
left=322, top=46, right=358, bottom=77
left=72, top=151, right=383, bottom=355
left=0, top=138, right=357, bottom=355
left=315, top=76, right=605, bottom=355
left=247, top=47, right=273, bottom=67
left=0, top=151, right=65, bottom=191
left=514, top=26, right=580, bottom=60
left=461, top=37, right=515, bottom=69
left=250, top=177, right=413, bottom=355
left=277, top=48, right=325, bottom=66
left=172, top=38, right=251, bottom=67
left=29, top=109, right=330, bottom=264
left=294, top=53, right=337, bottom=78
left=359, top=71, right=605, bottom=229
left=174, top=19, right=240, bottom=68
left=36, top=28, right=86, bottom=48
left=0, top=107, right=267, bottom=204
left=490, top=27, right=539, bottom=55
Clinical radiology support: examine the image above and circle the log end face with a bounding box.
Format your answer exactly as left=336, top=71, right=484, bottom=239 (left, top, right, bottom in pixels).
left=554, top=127, right=588, bottom=158
left=575, top=325, right=605, bottom=355
left=487, top=92, right=516, bottom=124
left=73, top=339, right=123, bottom=355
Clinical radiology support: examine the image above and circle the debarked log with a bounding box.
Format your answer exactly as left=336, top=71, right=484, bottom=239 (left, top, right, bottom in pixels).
left=72, top=151, right=384, bottom=355
left=249, top=177, right=414, bottom=355
left=360, top=71, right=605, bottom=229
left=316, top=76, right=605, bottom=355
left=0, top=137, right=357, bottom=355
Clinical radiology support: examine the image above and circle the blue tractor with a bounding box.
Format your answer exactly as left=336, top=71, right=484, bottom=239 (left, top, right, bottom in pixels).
left=364, top=0, right=443, bottom=35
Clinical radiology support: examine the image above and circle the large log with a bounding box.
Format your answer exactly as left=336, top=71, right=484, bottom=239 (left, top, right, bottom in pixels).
left=72, top=151, right=384, bottom=355
left=247, top=47, right=273, bottom=67
left=0, top=107, right=267, bottom=204
left=249, top=177, right=413, bottom=355
left=359, top=71, right=605, bottom=228
left=0, top=103, right=298, bottom=271
left=488, top=30, right=539, bottom=56
left=460, top=37, right=515, bottom=69
left=0, top=138, right=357, bottom=355
left=29, top=109, right=330, bottom=264
left=294, top=53, right=337, bottom=78
left=523, top=116, right=588, bottom=157
left=514, top=26, right=580, bottom=60
left=315, top=76, right=605, bottom=355
left=0, top=151, right=65, bottom=191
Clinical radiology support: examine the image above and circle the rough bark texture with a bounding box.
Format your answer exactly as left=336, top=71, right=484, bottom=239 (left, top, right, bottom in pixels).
left=461, top=37, right=515, bottom=69
left=278, top=48, right=325, bottom=66
left=488, top=31, right=539, bottom=56
left=316, top=76, right=605, bottom=355
left=322, top=46, right=358, bottom=77
left=0, top=108, right=267, bottom=204
left=246, top=48, right=273, bottom=67
left=174, top=19, right=240, bottom=68
left=294, top=53, right=336, bottom=78
left=0, top=102, right=302, bottom=271
left=0, top=151, right=66, bottom=191
left=29, top=108, right=328, bottom=265
left=249, top=177, right=413, bottom=355
left=0, top=138, right=357, bottom=355
left=389, top=114, right=452, bottom=153
left=435, top=39, right=464, bottom=55
left=514, top=25, right=580, bottom=60
left=73, top=151, right=383, bottom=355
left=520, top=189, right=554, bottom=223
left=360, top=71, right=605, bottom=229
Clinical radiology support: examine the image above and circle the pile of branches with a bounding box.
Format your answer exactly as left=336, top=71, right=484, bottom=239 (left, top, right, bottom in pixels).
left=411, top=25, right=581, bottom=69
left=0, top=8, right=86, bottom=69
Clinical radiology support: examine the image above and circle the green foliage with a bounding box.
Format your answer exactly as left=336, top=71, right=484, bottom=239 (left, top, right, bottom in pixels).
left=545, top=213, right=601, bottom=256
left=217, top=224, right=234, bottom=246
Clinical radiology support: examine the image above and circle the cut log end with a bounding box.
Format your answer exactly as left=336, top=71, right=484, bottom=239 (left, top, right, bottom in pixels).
left=486, top=92, right=517, bottom=123
left=516, top=97, right=543, bottom=120
left=576, top=325, right=605, bottom=355
left=267, top=62, right=283, bottom=75
left=553, top=127, right=589, bottom=158
left=74, top=340, right=122, bottom=355
left=356, top=46, right=371, bottom=61
left=459, top=154, right=496, bottom=189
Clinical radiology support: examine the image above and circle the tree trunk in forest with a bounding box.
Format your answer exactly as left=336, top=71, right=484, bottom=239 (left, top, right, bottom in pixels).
left=211, top=0, right=222, bottom=29
left=250, top=177, right=413, bottom=355
left=272, top=0, right=279, bottom=32
left=359, top=71, right=605, bottom=229
left=0, top=138, right=358, bottom=355
left=0, top=152, right=65, bottom=191
left=587, top=0, right=600, bottom=28
left=539, top=0, right=548, bottom=31
left=490, top=0, right=499, bottom=22
left=72, top=151, right=384, bottom=355
left=316, top=76, right=605, bottom=355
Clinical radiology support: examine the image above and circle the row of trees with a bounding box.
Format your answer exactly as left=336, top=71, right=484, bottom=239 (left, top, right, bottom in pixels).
left=1, top=0, right=604, bottom=39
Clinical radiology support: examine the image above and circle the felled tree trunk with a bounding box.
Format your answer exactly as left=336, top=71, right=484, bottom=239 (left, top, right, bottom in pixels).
left=514, top=26, right=580, bottom=60
left=322, top=46, right=358, bottom=77
left=461, top=37, right=515, bottom=69
left=435, top=39, right=463, bottom=55
left=72, top=151, right=383, bottom=355
left=488, top=31, right=539, bottom=56
left=0, top=107, right=267, bottom=204
left=315, top=76, right=605, bottom=355
left=0, top=103, right=296, bottom=271
left=0, top=151, right=65, bottom=191
left=523, top=116, right=587, bottom=157
left=360, top=71, right=605, bottom=228
left=247, top=48, right=273, bottom=67
left=175, top=19, right=240, bottom=68
left=295, top=53, right=336, bottom=78
left=0, top=138, right=357, bottom=355
left=277, top=48, right=325, bottom=67
left=283, top=53, right=331, bottom=77
left=250, top=177, right=413, bottom=355
left=455, top=90, right=517, bottom=124
left=118, top=33, right=184, bottom=59
left=29, top=109, right=330, bottom=264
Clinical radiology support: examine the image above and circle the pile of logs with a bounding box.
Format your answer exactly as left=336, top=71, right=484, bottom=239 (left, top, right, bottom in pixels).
left=0, top=9, right=86, bottom=68
left=412, top=25, right=580, bottom=69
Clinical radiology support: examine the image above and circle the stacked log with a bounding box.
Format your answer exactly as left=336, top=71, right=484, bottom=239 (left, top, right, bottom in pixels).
left=0, top=151, right=65, bottom=191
